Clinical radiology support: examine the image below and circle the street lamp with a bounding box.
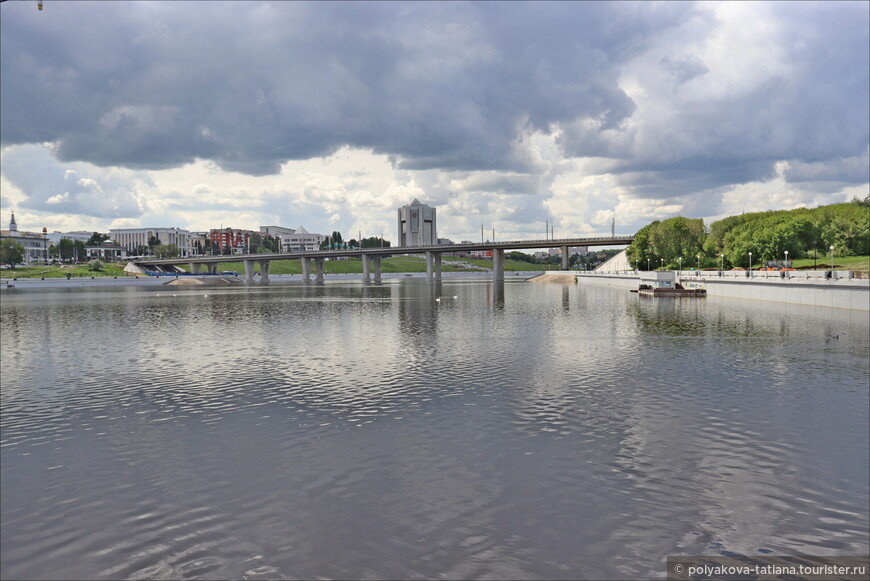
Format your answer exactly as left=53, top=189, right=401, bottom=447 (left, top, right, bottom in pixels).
left=720, top=253, right=724, bottom=273
left=784, top=250, right=788, bottom=266
left=678, top=256, right=682, bottom=275
left=696, top=254, right=701, bottom=274
left=748, top=251, right=752, bottom=277
left=42, top=227, right=48, bottom=264
left=660, top=258, right=664, bottom=270
left=830, top=245, right=835, bottom=274
left=646, top=258, right=650, bottom=271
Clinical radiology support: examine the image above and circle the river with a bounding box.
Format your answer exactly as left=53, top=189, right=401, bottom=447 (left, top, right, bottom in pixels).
left=1, top=278, right=868, bottom=579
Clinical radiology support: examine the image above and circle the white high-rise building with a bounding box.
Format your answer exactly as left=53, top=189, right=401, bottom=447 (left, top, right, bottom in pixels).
left=397, top=199, right=437, bottom=247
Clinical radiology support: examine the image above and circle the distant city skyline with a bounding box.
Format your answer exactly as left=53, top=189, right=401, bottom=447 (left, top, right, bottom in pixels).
left=1, top=2, right=868, bottom=243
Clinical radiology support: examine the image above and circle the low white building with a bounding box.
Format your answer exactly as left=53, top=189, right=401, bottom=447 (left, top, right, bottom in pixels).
left=0, top=213, right=49, bottom=264
left=261, top=226, right=325, bottom=252
left=110, top=227, right=193, bottom=256
left=46, top=231, right=93, bottom=245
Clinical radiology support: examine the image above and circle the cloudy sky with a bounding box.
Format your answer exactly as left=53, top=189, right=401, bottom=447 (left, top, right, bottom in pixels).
left=1, top=1, right=867, bottom=243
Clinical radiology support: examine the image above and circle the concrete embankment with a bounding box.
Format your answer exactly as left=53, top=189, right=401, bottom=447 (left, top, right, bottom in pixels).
left=575, top=271, right=870, bottom=311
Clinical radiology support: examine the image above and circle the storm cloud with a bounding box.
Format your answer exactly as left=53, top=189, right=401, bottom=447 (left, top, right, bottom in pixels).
left=1, top=1, right=867, bottom=238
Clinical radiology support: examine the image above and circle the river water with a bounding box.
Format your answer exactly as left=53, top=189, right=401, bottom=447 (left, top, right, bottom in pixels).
left=1, top=278, right=868, bottom=580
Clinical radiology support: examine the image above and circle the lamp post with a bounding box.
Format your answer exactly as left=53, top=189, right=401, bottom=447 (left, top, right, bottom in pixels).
left=830, top=245, right=834, bottom=275
left=748, top=251, right=752, bottom=277
left=660, top=258, right=664, bottom=270
left=696, top=254, right=700, bottom=274
left=720, top=253, right=724, bottom=273
left=784, top=250, right=788, bottom=267
left=678, top=256, right=682, bottom=275
left=646, top=258, right=650, bottom=271
left=42, top=227, right=48, bottom=264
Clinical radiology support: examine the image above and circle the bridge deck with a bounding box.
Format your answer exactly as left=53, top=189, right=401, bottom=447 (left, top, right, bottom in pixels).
left=136, top=235, right=633, bottom=266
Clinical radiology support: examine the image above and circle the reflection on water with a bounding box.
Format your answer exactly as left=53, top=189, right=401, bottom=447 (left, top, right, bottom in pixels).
left=1, top=280, right=868, bottom=580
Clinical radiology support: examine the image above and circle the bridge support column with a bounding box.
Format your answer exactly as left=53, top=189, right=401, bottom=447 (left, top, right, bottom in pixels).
left=315, top=258, right=324, bottom=283
left=189, top=263, right=201, bottom=274
left=426, top=251, right=434, bottom=280
left=561, top=245, right=569, bottom=271
left=207, top=264, right=217, bottom=275
left=244, top=260, right=255, bottom=283
left=362, top=254, right=371, bottom=283
left=373, top=256, right=382, bottom=283
left=435, top=253, right=442, bottom=281
left=258, top=260, right=270, bottom=282
left=302, top=257, right=311, bottom=282
left=493, top=248, right=505, bottom=282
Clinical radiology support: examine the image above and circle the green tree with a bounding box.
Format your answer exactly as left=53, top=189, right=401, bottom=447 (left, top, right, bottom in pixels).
left=86, top=232, right=110, bottom=246
left=147, top=235, right=160, bottom=254
left=72, top=240, right=85, bottom=262
left=1, top=239, right=24, bottom=266
left=626, top=220, right=658, bottom=269
left=249, top=232, right=263, bottom=253
left=57, top=238, right=76, bottom=261
left=507, top=251, right=537, bottom=263
left=263, top=234, right=280, bottom=253
left=153, top=244, right=180, bottom=259
left=360, top=236, right=390, bottom=248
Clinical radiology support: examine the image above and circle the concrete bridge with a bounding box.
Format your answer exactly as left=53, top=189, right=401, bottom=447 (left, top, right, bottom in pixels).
left=134, top=235, right=634, bottom=284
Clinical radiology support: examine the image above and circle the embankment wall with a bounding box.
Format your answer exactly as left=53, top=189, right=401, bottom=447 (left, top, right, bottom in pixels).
left=573, top=271, right=870, bottom=311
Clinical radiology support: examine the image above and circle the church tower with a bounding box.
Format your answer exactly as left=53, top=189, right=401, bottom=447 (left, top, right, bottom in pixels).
left=9, top=212, right=17, bottom=232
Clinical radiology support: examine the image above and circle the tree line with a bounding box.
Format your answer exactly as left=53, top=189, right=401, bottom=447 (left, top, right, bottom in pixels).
left=626, top=197, right=869, bottom=270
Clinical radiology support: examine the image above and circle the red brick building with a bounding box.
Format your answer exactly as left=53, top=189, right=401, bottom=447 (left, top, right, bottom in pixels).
left=209, top=228, right=254, bottom=254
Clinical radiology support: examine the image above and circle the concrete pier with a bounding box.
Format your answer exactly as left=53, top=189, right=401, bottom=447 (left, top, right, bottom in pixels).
left=561, top=246, right=569, bottom=270
left=315, top=258, right=324, bottom=283
left=373, top=256, right=382, bottom=283
left=302, top=257, right=311, bottom=282
left=425, top=252, right=442, bottom=281
left=362, top=254, right=371, bottom=283
left=493, top=249, right=505, bottom=282
left=259, top=260, right=270, bottom=282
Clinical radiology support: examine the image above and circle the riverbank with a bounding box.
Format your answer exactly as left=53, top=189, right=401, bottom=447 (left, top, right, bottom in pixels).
left=0, top=270, right=539, bottom=290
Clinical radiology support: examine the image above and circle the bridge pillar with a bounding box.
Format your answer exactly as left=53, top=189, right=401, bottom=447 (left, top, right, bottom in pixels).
left=426, top=251, right=434, bottom=280
left=244, top=260, right=255, bottom=283
left=315, top=258, right=324, bottom=283
left=435, top=253, right=442, bottom=281
left=373, top=256, right=382, bottom=283
left=207, top=263, right=217, bottom=275
left=362, top=254, right=371, bottom=282
left=561, top=245, right=569, bottom=271
left=258, top=260, right=270, bottom=282
left=189, top=262, right=201, bottom=274
left=302, top=257, right=311, bottom=282
left=493, top=248, right=505, bottom=282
